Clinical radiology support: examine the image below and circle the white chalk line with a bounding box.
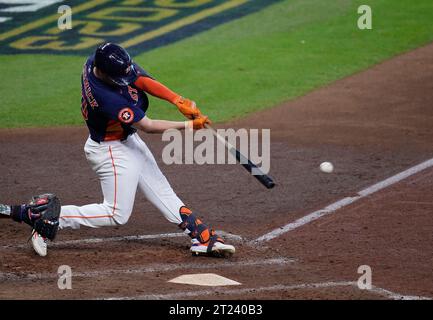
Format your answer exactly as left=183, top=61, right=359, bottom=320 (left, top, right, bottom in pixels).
left=254, top=157, right=433, bottom=243
left=0, top=257, right=294, bottom=282
left=102, top=281, right=432, bottom=300
left=0, top=230, right=244, bottom=250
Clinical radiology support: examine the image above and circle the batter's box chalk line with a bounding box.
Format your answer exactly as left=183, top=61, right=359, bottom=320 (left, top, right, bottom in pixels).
left=0, top=257, right=295, bottom=281
left=102, top=281, right=433, bottom=300
left=253, top=157, right=433, bottom=243
left=0, top=230, right=244, bottom=250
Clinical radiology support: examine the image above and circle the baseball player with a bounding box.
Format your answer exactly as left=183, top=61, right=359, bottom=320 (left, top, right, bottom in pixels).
left=31, top=43, right=235, bottom=258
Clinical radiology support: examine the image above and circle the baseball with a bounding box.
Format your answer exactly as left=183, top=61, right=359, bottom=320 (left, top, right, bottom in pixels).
left=320, top=162, right=334, bottom=173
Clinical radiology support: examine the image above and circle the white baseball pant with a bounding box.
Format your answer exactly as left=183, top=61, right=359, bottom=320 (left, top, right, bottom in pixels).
left=59, top=133, right=184, bottom=229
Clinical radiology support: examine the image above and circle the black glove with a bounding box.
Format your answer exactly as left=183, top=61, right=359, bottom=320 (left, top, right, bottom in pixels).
left=12, top=194, right=61, bottom=240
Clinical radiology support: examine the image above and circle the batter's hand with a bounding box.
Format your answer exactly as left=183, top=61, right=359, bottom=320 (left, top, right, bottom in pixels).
left=175, top=96, right=202, bottom=120
left=186, top=115, right=211, bottom=130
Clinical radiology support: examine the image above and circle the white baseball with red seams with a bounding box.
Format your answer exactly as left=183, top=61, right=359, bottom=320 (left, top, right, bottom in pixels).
left=59, top=133, right=184, bottom=229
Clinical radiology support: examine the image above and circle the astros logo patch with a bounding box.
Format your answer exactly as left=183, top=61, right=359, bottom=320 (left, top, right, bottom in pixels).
left=118, top=108, right=134, bottom=124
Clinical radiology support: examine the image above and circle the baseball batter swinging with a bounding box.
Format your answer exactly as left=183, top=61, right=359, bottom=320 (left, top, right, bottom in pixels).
left=21, top=43, right=235, bottom=258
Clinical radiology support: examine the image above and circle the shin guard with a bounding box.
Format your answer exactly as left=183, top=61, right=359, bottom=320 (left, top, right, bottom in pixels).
left=178, top=206, right=223, bottom=252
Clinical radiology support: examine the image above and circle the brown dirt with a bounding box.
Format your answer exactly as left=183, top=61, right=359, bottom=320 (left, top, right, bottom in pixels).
left=1, top=43, right=433, bottom=300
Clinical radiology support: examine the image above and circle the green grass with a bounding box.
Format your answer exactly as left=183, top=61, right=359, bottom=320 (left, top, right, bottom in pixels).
left=1, top=0, right=433, bottom=128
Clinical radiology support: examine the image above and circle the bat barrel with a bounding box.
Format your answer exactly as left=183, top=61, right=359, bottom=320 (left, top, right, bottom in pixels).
left=236, top=150, right=276, bottom=189
left=205, top=124, right=276, bottom=190
left=256, top=174, right=275, bottom=189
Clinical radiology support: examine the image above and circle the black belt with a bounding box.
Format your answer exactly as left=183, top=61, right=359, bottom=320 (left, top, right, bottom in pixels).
left=90, top=134, right=131, bottom=144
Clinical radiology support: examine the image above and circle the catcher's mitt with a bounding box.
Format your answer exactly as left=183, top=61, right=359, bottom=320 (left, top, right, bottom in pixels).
left=26, top=194, right=61, bottom=240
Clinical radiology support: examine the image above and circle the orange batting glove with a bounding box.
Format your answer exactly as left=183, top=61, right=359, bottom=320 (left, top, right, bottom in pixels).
left=174, top=96, right=202, bottom=120
left=185, top=115, right=211, bottom=130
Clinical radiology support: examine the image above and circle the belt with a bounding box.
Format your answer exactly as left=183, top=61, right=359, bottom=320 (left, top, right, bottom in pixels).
left=90, top=134, right=132, bottom=144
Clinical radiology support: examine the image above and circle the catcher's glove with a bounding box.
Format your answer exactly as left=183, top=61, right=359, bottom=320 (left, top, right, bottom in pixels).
left=25, top=194, right=61, bottom=240
left=28, top=193, right=61, bottom=240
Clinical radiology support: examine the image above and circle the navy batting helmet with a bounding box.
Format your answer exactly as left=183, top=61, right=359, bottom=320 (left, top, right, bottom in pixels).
left=94, top=42, right=138, bottom=86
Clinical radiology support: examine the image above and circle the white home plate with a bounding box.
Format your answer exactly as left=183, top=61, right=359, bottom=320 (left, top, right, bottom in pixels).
left=168, top=274, right=241, bottom=287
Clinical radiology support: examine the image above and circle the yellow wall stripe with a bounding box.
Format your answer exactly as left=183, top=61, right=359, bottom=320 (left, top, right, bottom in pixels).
left=120, top=0, right=247, bottom=48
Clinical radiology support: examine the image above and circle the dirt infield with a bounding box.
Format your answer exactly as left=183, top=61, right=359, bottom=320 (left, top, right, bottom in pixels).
left=1, top=43, right=433, bottom=300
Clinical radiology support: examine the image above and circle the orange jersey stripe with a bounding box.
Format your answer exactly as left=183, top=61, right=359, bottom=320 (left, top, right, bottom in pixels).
left=104, top=120, right=125, bottom=141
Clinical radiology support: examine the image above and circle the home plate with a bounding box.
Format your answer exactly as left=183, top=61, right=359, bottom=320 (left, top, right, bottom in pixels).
left=168, top=274, right=241, bottom=287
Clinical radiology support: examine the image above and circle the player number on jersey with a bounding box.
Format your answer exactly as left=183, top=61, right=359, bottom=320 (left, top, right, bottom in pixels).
left=81, top=97, right=89, bottom=121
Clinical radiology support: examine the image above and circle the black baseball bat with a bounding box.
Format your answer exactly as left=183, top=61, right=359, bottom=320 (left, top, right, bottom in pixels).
left=205, top=124, right=275, bottom=189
